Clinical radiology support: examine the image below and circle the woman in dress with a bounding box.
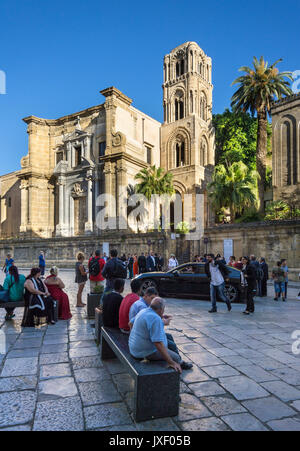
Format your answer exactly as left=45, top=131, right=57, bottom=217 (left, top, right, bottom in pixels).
left=168, top=254, right=178, bottom=270
left=75, top=252, right=88, bottom=307
left=22, top=268, right=55, bottom=327
left=45, top=267, right=72, bottom=320
left=133, top=255, right=139, bottom=276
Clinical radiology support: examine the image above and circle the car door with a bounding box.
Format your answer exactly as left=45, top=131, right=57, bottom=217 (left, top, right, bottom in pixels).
left=180, top=264, right=210, bottom=298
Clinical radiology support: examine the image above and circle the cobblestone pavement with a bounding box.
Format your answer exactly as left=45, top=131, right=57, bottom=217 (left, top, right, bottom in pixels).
left=0, top=270, right=300, bottom=431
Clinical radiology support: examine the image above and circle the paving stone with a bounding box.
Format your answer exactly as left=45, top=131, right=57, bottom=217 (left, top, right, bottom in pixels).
left=242, top=396, right=297, bottom=422
left=84, top=402, right=132, bottom=430
left=69, top=340, right=97, bottom=349
left=7, top=348, right=40, bottom=359
left=221, top=413, right=268, bottom=431
left=0, top=376, right=37, bottom=392
left=189, top=381, right=226, bottom=397
left=189, top=351, right=223, bottom=367
left=39, top=377, right=78, bottom=400
left=271, top=367, right=300, bottom=386
left=202, top=365, right=240, bottom=378
left=220, top=356, right=254, bottom=367
left=74, top=367, right=111, bottom=383
left=33, top=396, right=84, bottom=431
left=180, top=417, right=229, bottom=431
left=112, top=373, right=135, bottom=395
left=176, top=393, right=211, bottom=421
left=0, top=424, right=32, bottom=431
left=268, top=418, right=300, bottom=431
left=40, top=363, right=72, bottom=380
left=39, top=353, right=69, bottom=365
left=290, top=400, right=300, bottom=411
left=71, top=355, right=103, bottom=370
left=219, top=376, right=269, bottom=400
left=261, top=381, right=300, bottom=402
left=236, top=365, right=279, bottom=382
left=250, top=357, right=286, bottom=371
left=178, top=343, right=205, bottom=353
left=41, top=344, right=68, bottom=354
left=78, top=380, right=122, bottom=406
left=206, top=347, right=239, bottom=357
left=180, top=366, right=210, bottom=384
left=0, top=391, right=37, bottom=428
left=0, top=357, right=38, bottom=377
left=136, top=418, right=180, bottom=431
left=43, top=337, right=69, bottom=345
left=98, top=424, right=138, bottom=431
left=13, top=339, right=43, bottom=349
left=202, top=396, right=246, bottom=416
left=69, top=347, right=99, bottom=358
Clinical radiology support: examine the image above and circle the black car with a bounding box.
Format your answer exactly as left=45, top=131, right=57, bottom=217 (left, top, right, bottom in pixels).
left=135, top=262, right=242, bottom=303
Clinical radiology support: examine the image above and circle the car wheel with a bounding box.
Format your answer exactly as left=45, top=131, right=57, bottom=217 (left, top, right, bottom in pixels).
left=224, top=284, right=238, bottom=303
left=141, top=279, right=158, bottom=294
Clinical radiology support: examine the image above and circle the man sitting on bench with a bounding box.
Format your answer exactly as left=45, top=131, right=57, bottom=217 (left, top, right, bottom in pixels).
left=129, top=297, right=192, bottom=372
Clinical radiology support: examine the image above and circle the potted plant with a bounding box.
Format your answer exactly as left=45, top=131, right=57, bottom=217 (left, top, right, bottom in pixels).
left=87, top=284, right=104, bottom=319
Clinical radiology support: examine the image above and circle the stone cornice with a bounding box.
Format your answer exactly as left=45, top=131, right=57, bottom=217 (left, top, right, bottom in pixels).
left=22, top=104, right=105, bottom=127
left=271, top=92, right=300, bottom=112
left=100, top=152, right=148, bottom=169
left=100, top=87, right=133, bottom=106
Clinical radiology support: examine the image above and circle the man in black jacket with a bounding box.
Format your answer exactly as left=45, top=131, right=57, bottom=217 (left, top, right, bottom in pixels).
left=138, top=253, right=147, bottom=274
left=102, top=249, right=127, bottom=291
left=205, top=254, right=231, bottom=313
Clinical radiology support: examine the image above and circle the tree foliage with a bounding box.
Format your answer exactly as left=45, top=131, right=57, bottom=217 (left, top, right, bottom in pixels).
left=208, top=161, right=258, bottom=223
left=134, top=165, right=174, bottom=201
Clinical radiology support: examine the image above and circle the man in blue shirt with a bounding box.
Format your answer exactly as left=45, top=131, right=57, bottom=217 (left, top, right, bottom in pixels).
left=129, top=287, right=157, bottom=326
left=2, top=254, right=14, bottom=274
left=129, top=298, right=182, bottom=373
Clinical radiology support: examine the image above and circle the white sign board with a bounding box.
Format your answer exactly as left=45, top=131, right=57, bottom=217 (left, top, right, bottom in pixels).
left=223, top=239, right=233, bottom=264
left=102, top=242, right=109, bottom=257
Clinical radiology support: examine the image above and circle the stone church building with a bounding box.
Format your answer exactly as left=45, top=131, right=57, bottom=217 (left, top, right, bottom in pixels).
left=0, top=42, right=214, bottom=240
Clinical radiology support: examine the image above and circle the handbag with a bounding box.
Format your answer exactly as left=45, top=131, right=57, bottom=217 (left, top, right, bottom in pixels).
left=0, top=289, right=9, bottom=302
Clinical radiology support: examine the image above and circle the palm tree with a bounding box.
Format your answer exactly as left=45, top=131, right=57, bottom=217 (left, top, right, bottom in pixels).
left=134, top=165, right=174, bottom=200
left=208, top=161, right=258, bottom=223
left=231, top=56, right=293, bottom=213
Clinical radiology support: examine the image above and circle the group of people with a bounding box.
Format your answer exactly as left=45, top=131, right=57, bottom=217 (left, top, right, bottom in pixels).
left=99, top=266, right=193, bottom=373
left=0, top=263, right=72, bottom=324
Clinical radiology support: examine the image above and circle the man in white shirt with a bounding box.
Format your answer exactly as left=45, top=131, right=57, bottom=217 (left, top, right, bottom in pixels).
left=205, top=254, right=231, bottom=313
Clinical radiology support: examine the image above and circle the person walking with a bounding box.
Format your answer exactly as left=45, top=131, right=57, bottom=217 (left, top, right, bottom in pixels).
left=281, top=259, right=289, bottom=300
left=127, top=254, right=134, bottom=279
left=75, top=252, right=88, bottom=307
left=168, top=254, right=178, bottom=270
left=259, top=257, right=269, bottom=297
left=2, top=254, right=14, bottom=274
left=241, top=256, right=257, bottom=315
left=205, top=254, right=231, bottom=313
left=39, top=251, right=46, bottom=277
left=272, top=261, right=286, bottom=302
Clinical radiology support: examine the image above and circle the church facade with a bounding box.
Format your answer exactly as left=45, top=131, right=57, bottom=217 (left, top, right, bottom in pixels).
left=0, top=42, right=214, bottom=240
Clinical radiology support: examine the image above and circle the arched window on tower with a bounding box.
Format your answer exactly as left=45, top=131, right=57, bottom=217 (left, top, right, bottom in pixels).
left=200, top=92, right=207, bottom=121
left=174, top=90, right=184, bottom=121
left=176, top=141, right=185, bottom=167
left=180, top=59, right=185, bottom=75
left=190, top=91, right=193, bottom=114
left=190, top=51, right=193, bottom=71
left=176, top=62, right=180, bottom=78
left=200, top=137, right=208, bottom=166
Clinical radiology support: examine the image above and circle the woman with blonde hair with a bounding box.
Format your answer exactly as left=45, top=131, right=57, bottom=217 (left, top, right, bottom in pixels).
left=45, top=266, right=72, bottom=320
left=75, top=252, right=88, bottom=307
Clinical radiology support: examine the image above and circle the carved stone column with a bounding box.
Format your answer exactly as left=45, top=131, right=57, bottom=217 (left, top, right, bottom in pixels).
left=85, top=172, right=93, bottom=234
left=20, top=179, right=28, bottom=233
left=56, top=178, right=67, bottom=236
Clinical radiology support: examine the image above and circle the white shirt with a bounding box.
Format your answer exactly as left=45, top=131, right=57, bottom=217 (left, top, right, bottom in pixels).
left=168, top=258, right=178, bottom=269
left=209, top=262, right=224, bottom=286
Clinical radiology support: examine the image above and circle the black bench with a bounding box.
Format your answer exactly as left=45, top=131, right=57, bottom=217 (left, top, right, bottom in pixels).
left=101, top=327, right=180, bottom=422
left=0, top=299, right=59, bottom=322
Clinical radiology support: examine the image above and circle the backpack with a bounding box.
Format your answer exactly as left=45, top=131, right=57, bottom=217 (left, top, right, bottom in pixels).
left=111, top=259, right=127, bottom=279
left=89, top=257, right=101, bottom=277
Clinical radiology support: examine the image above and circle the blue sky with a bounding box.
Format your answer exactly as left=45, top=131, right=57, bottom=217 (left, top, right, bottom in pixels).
left=0, top=0, right=299, bottom=175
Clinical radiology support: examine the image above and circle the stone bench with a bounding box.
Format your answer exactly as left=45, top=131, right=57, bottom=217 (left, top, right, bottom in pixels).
left=100, top=326, right=180, bottom=422
left=0, top=299, right=59, bottom=322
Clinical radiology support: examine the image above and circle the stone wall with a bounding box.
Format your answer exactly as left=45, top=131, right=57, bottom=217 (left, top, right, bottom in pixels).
left=204, top=220, right=300, bottom=281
